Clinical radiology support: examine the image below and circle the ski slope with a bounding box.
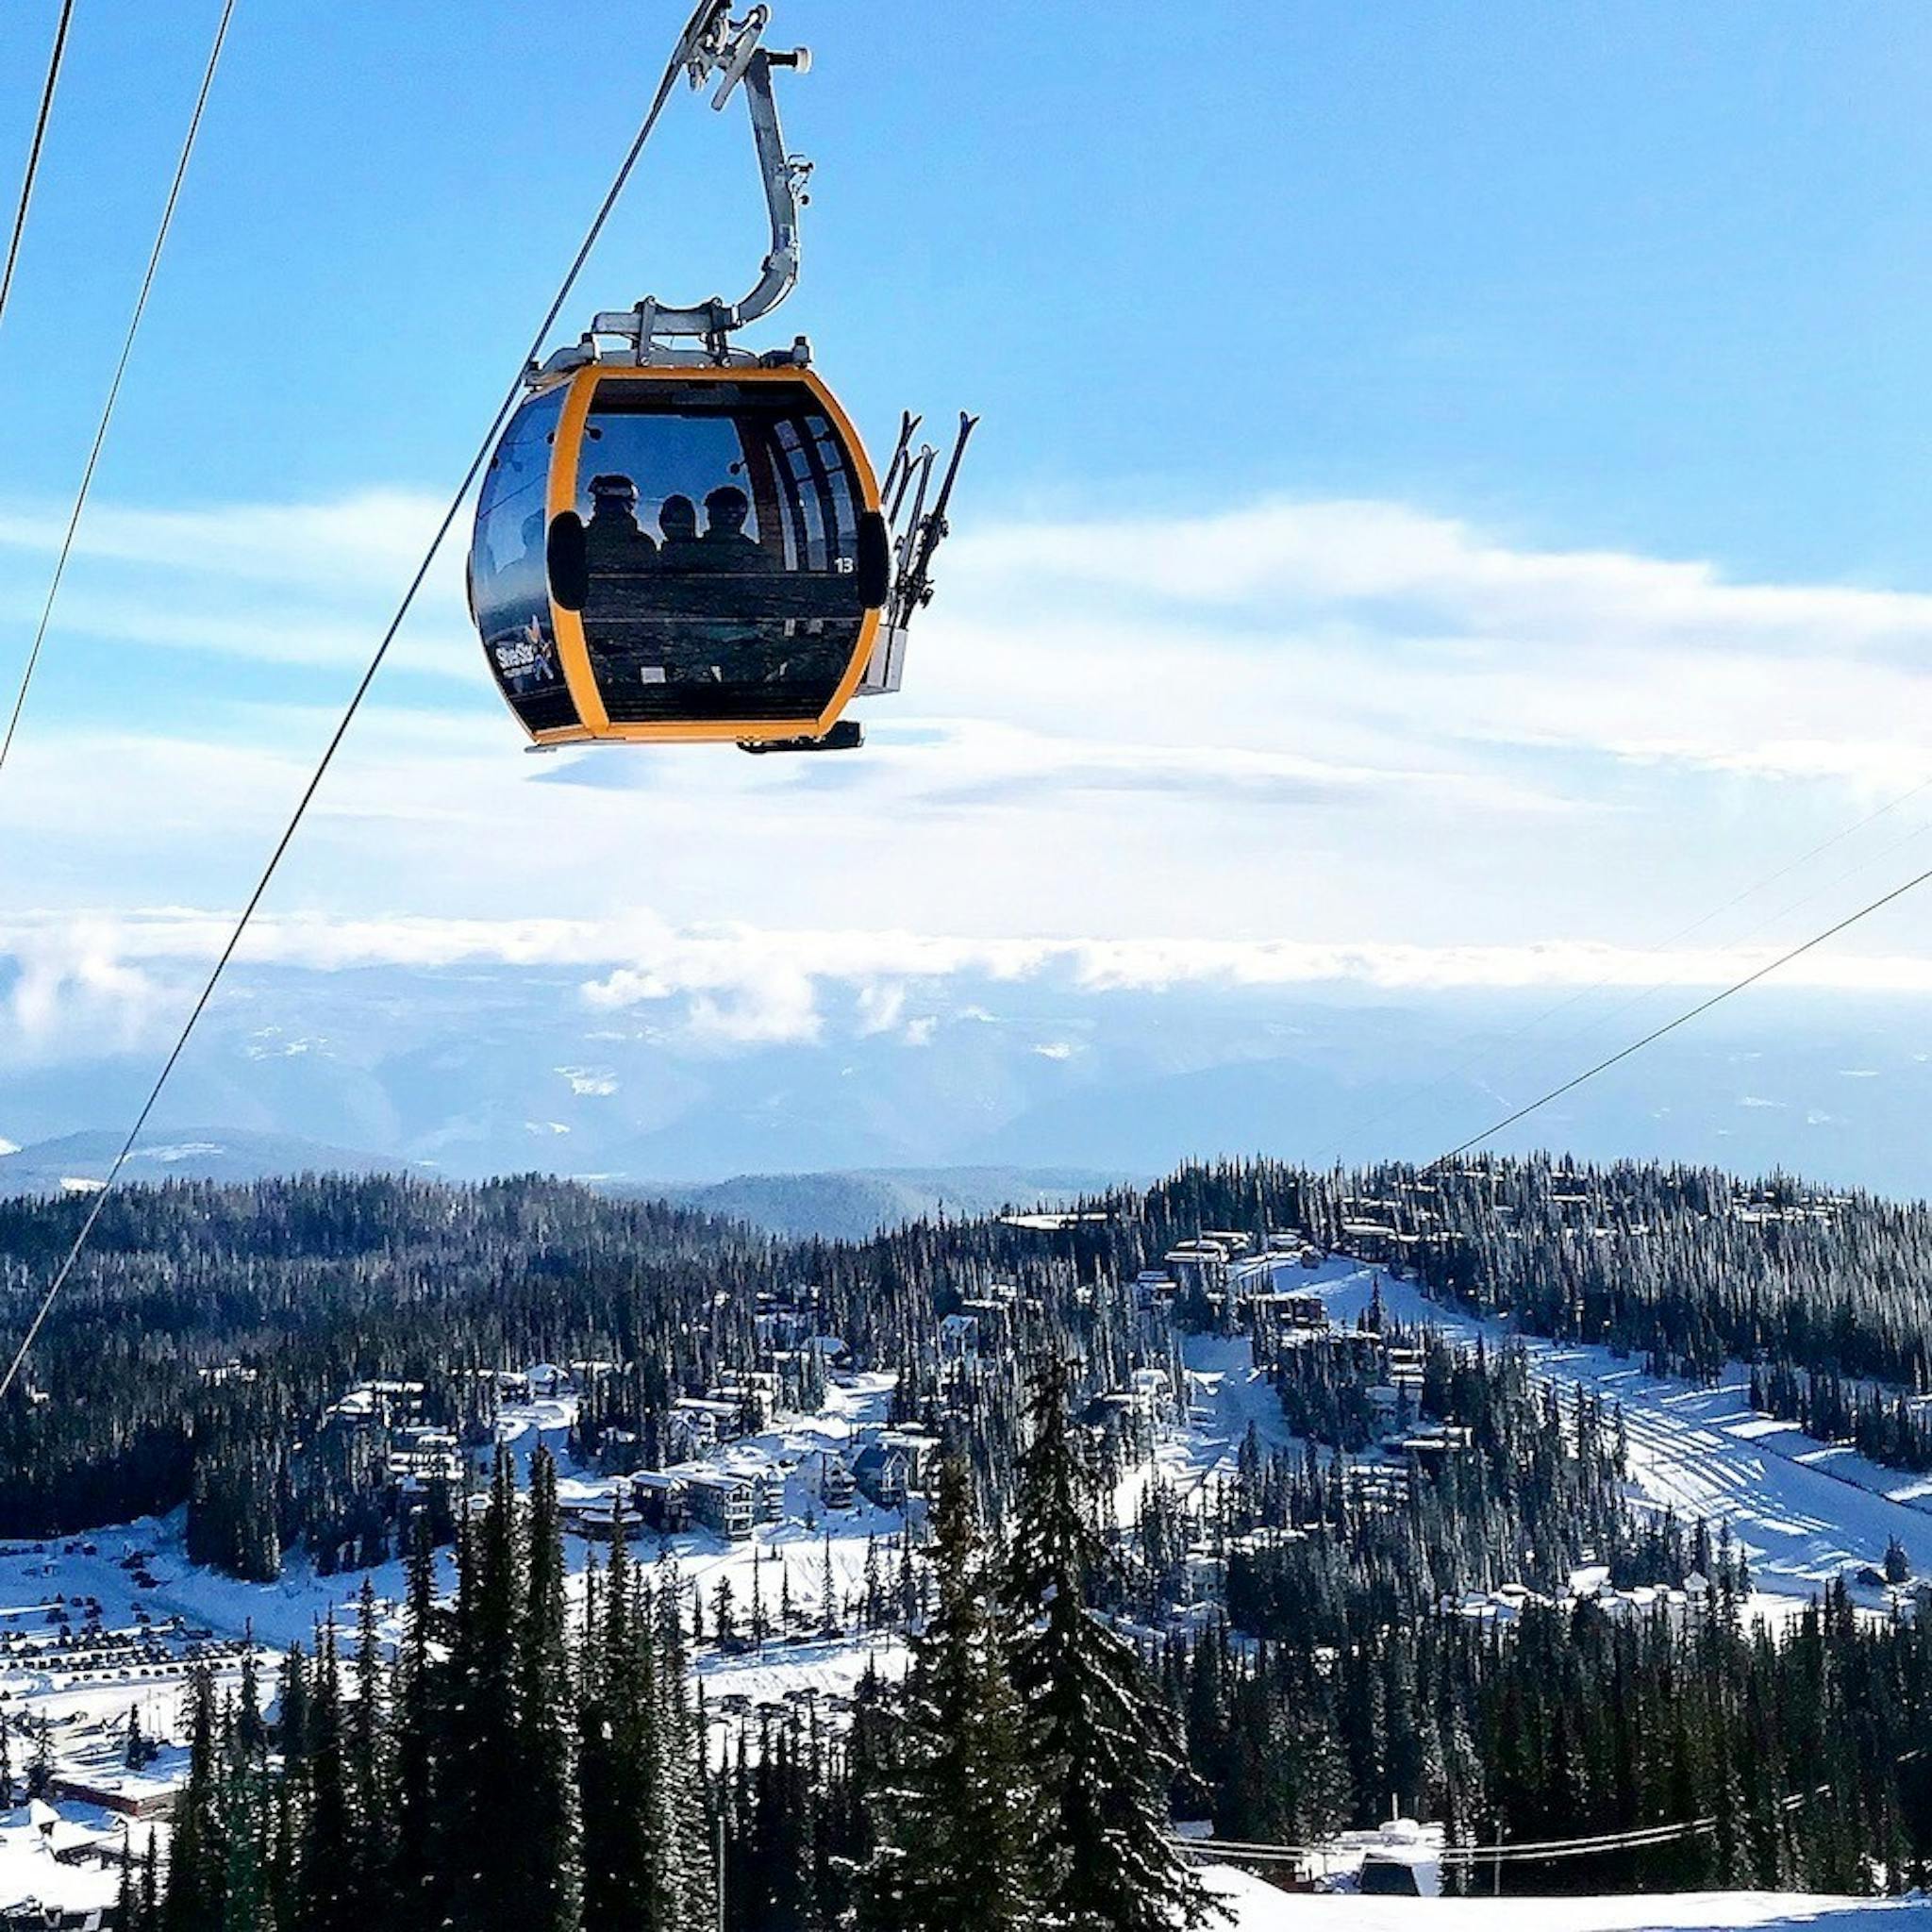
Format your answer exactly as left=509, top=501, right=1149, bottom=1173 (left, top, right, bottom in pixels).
left=1310, top=1260, right=1932, bottom=1605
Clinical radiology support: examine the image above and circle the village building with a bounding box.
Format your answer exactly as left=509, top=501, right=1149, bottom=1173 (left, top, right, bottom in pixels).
left=938, top=1312, right=980, bottom=1362
left=853, top=1442, right=909, bottom=1508
left=1248, top=1291, right=1330, bottom=1343
left=820, top=1455, right=856, bottom=1509
left=683, top=1470, right=759, bottom=1541
left=387, top=1425, right=462, bottom=1492
left=325, top=1379, right=426, bottom=1430
left=667, top=1396, right=741, bottom=1460
left=627, top=1470, right=691, bottom=1535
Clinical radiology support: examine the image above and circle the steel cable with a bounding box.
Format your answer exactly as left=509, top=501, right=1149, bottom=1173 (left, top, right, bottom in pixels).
left=1427, top=856, right=1932, bottom=1167
left=0, top=0, right=77, bottom=337
left=0, top=0, right=724, bottom=1403
left=0, top=0, right=238, bottom=777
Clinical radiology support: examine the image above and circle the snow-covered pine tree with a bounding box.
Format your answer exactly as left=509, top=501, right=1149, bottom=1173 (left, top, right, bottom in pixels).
left=162, top=1664, right=227, bottom=1932
left=25, top=1714, right=50, bottom=1800
left=391, top=1513, right=444, bottom=1931
left=866, top=1454, right=1041, bottom=1932
left=579, top=1524, right=658, bottom=1928
left=456, top=1444, right=528, bottom=1932
left=115, top=1840, right=138, bottom=1932
left=221, top=1679, right=275, bottom=1932
left=650, top=1566, right=714, bottom=1932
left=820, top=1531, right=841, bottom=1636
left=345, top=1577, right=394, bottom=1924
left=1003, top=1359, right=1216, bottom=1932
left=300, top=1628, right=355, bottom=1932
left=139, top=1832, right=160, bottom=1932
left=516, top=1448, right=583, bottom=1932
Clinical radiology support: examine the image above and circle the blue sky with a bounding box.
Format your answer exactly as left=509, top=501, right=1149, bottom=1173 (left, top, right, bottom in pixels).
left=9, top=2, right=1932, bottom=558
left=8, top=0, right=1932, bottom=1175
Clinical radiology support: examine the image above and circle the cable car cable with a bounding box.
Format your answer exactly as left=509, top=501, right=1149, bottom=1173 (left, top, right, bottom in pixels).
left=1325, top=781, right=1932, bottom=1171
left=0, top=0, right=726, bottom=1407
left=1315, top=765, right=1932, bottom=1173
left=1426, top=853, right=1932, bottom=1168
left=0, top=0, right=77, bottom=340
left=0, top=0, right=238, bottom=780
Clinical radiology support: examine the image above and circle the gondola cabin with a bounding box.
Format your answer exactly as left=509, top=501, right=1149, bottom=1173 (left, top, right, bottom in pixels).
left=470, top=363, right=891, bottom=748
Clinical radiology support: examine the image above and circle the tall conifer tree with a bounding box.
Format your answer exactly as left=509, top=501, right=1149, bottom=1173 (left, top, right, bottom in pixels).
left=868, top=1455, right=1041, bottom=1932
left=1003, top=1361, right=1213, bottom=1932
left=517, top=1448, right=584, bottom=1931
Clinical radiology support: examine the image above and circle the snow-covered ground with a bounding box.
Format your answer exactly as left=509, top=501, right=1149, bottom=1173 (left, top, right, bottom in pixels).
left=1302, top=1259, right=1932, bottom=1606
left=0, top=1803, right=131, bottom=1927
left=0, top=1369, right=922, bottom=1915
left=1201, top=1866, right=1931, bottom=1929
left=11, top=1257, right=1932, bottom=1921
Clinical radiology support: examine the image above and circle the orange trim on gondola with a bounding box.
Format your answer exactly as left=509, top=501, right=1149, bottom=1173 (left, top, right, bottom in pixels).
left=520, top=361, right=882, bottom=747
left=547, top=368, right=612, bottom=738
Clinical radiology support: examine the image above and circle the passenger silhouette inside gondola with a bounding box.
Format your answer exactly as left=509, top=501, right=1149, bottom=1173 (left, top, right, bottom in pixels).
left=701, top=485, right=775, bottom=570
left=657, top=492, right=707, bottom=571
left=585, top=474, right=657, bottom=577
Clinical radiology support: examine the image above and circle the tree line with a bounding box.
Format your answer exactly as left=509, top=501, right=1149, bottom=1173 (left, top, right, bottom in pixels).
left=124, top=1367, right=1213, bottom=1932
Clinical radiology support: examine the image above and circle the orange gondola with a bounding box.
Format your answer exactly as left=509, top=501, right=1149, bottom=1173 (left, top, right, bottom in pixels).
left=468, top=2, right=971, bottom=753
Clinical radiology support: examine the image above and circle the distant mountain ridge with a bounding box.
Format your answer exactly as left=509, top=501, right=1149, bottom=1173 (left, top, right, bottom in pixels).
left=0, top=1127, right=417, bottom=1198
left=625, top=1164, right=1138, bottom=1241
left=0, top=1132, right=1130, bottom=1241
left=9, top=958, right=1932, bottom=1196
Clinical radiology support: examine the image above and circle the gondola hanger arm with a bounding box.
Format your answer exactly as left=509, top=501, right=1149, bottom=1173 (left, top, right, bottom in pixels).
left=581, top=3, right=813, bottom=361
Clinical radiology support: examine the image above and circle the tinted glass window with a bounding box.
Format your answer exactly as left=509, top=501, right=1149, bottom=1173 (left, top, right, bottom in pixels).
left=574, top=377, right=868, bottom=725
left=472, top=388, right=576, bottom=732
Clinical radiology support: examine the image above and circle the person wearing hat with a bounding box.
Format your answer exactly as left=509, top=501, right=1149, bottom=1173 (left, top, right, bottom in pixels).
left=580, top=473, right=659, bottom=688
left=585, top=473, right=658, bottom=576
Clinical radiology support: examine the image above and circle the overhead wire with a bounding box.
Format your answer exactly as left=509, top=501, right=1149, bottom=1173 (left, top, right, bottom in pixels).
left=1189, top=1813, right=1719, bottom=1865
left=0, top=0, right=723, bottom=1406
left=1317, top=764, right=1932, bottom=1171
left=1189, top=1749, right=1927, bottom=1874
left=1426, top=853, right=1932, bottom=1167
left=0, top=0, right=238, bottom=779
left=1361, top=783, right=1932, bottom=1170
left=0, top=0, right=77, bottom=338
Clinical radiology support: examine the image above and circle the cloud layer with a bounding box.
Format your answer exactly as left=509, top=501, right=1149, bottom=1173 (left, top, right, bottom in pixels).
left=11, top=909, right=1932, bottom=1071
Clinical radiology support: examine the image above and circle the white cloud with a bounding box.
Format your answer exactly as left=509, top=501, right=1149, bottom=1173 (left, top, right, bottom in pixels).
left=11, top=484, right=1932, bottom=1022
left=0, top=489, right=447, bottom=593
left=6, top=918, right=162, bottom=1052
left=854, top=981, right=908, bottom=1036
left=955, top=497, right=1932, bottom=654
